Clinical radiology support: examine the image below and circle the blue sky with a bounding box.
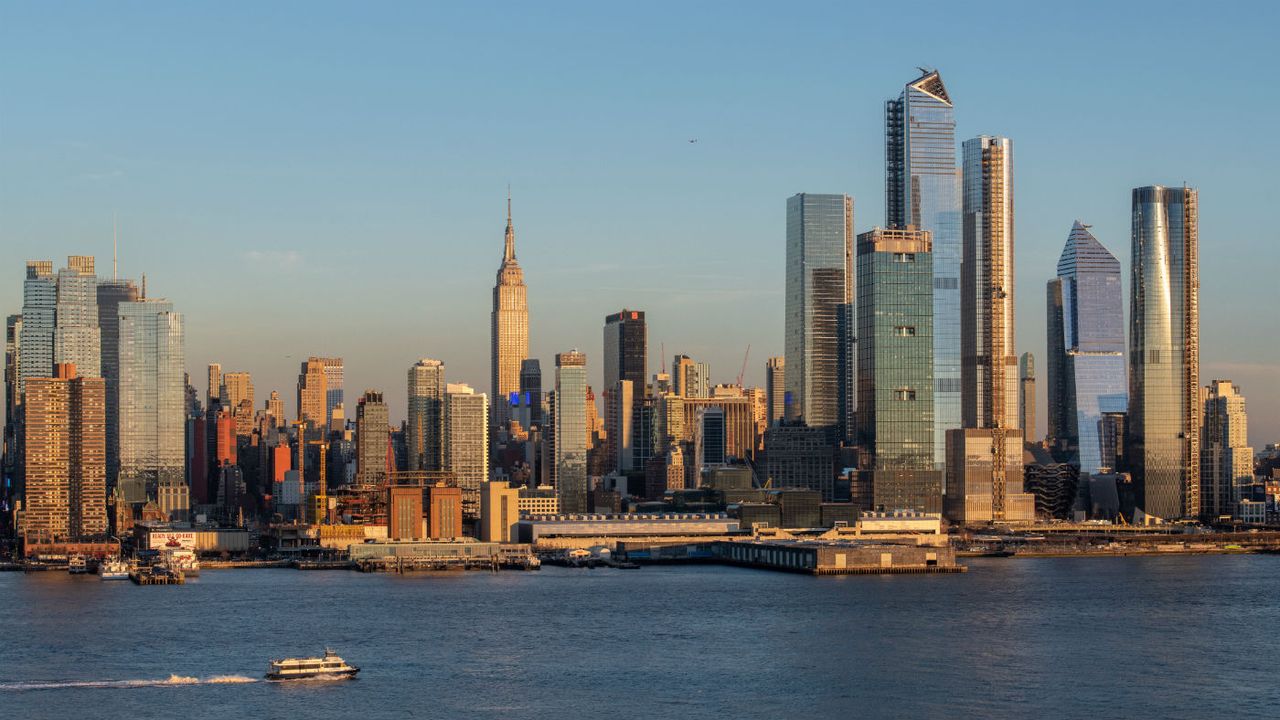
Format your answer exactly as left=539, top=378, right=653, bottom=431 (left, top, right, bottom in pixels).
left=2, top=1, right=1277, bottom=446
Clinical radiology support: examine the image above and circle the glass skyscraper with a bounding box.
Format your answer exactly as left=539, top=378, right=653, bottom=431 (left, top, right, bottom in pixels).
left=1045, top=221, right=1127, bottom=475
left=784, top=193, right=852, bottom=434
left=53, top=256, right=101, bottom=379
left=554, top=351, right=588, bottom=514
left=18, top=261, right=55, bottom=395
left=407, top=358, right=446, bottom=472
left=117, top=298, right=185, bottom=504
left=886, top=69, right=960, bottom=468
left=855, top=227, right=939, bottom=512
left=1127, top=186, right=1200, bottom=521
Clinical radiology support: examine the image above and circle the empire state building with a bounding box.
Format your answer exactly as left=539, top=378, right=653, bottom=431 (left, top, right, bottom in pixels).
left=491, top=195, right=529, bottom=425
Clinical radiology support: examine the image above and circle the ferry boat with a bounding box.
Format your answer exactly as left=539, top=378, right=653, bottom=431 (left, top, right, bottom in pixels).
left=159, top=539, right=201, bottom=576
left=265, top=649, right=359, bottom=681
left=68, top=556, right=89, bottom=574
left=99, top=558, right=130, bottom=580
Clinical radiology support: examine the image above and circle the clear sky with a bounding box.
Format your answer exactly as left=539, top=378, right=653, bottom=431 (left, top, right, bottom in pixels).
left=2, top=1, right=1277, bottom=447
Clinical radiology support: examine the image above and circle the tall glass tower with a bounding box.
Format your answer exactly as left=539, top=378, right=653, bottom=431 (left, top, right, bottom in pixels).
left=1128, top=186, right=1199, bottom=520
left=1045, top=221, right=1127, bottom=475
left=117, top=298, right=185, bottom=504
left=554, top=351, right=588, bottom=514
left=855, top=227, right=939, bottom=512
left=886, top=69, right=960, bottom=467
left=784, top=193, right=852, bottom=434
left=407, top=358, right=446, bottom=472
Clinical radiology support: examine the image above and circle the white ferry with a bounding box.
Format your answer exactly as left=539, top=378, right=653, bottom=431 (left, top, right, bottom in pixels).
left=68, top=556, right=89, bottom=574
left=265, top=649, right=359, bottom=681
left=99, top=558, right=130, bottom=580
left=159, top=539, right=201, bottom=576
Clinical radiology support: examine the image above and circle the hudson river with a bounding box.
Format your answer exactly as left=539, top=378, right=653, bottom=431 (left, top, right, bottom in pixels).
left=2, top=556, right=1277, bottom=719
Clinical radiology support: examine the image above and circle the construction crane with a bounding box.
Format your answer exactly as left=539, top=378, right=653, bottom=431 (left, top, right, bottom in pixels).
left=736, top=344, right=751, bottom=388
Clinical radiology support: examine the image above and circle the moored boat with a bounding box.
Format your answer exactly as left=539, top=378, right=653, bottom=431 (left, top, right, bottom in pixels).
left=68, top=556, right=89, bottom=574
left=99, top=558, right=130, bottom=580
left=266, top=649, right=359, bottom=681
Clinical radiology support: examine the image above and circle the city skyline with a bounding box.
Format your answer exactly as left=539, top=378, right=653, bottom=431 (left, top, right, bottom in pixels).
left=2, top=4, right=1277, bottom=447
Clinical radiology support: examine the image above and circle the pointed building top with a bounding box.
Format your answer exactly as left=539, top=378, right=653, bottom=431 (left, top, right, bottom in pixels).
left=1058, top=220, right=1119, bottom=277
left=503, top=190, right=516, bottom=264
left=908, top=68, right=951, bottom=106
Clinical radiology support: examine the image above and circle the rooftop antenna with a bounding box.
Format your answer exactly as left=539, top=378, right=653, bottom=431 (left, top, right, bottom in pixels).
left=112, top=212, right=119, bottom=280
left=141, top=273, right=147, bottom=299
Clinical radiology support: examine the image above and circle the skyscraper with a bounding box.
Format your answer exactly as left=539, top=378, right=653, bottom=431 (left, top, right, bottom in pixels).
left=22, top=363, right=107, bottom=544
left=446, top=383, right=489, bottom=515
left=355, top=390, right=389, bottom=486
left=855, top=227, right=939, bottom=513
left=222, top=371, right=255, bottom=436
left=1128, top=185, right=1200, bottom=521
left=492, top=195, right=529, bottom=425
left=315, top=357, right=344, bottom=421
left=1201, top=380, right=1251, bottom=521
left=266, top=390, right=285, bottom=428
left=407, top=358, right=445, bottom=472
left=296, top=358, right=328, bottom=429
left=53, top=256, right=101, bottom=379
left=947, top=136, right=1034, bottom=523
left=886, top=69, right=961, bottom=467
left=519, top=358, right=543, bottom=428
left=960, top=136, right=1018, bottom=431
left=765, top=356, right=785, bottom=427
left=117, top=298, right=185, bottom=505
left=554, top=351, right=588, bottom=514
left=1018, top=353, right=1036, bottom=444
left=97, top=277, right=139, bottom=487
left=783, top=193, right=852, bottom=433
left=18, top=261, right=55, bottom=395
left=672, top=355, right=711, bottom=399
left=603, top=309, right=646, bottom=473
left=207, top=362, right=222, bottom=409
left=1045, top=222, right=1127, bottom=474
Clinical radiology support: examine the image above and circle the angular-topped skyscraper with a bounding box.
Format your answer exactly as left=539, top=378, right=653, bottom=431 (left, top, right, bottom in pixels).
left=784, top=193, right=853, bottom=433
left=886, top=69, right=961, bottom=467
left=1045, top=222, right=1127, bottom=475
left=491, top=194, right=529, bottom=426
left=1128, top=186, right=1199, bottom=521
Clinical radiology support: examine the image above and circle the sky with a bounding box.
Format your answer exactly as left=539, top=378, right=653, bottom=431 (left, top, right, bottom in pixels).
left=1, top=1, right=1277, bottom=447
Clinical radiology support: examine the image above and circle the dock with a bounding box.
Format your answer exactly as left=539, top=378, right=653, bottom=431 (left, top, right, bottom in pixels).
left=129, top=568, right=185, bottom=585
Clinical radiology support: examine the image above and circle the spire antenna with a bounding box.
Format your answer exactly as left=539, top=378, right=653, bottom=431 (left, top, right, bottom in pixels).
left=113, top=212, right=119, bottom=280
left=503, top=187, right=516, bottom=263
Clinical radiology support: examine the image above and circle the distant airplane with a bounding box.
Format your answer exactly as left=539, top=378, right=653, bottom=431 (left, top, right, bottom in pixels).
left=688, top=139, right=698, bottom=143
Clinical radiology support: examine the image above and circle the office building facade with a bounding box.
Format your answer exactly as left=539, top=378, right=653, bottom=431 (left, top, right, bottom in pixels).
left=1127, top=185, right=1200, bottom=520
left=407, top=358, right=446, bottom=472
left=886, top=69, right=961, bottom=467
left=492, top=196, right=529, bottom=425
left=1045, top=222, right=1128, bottom=474
left=554, top=351, right=588, bottom=514
left=784, top=193, right=853, bottom=433
left=855, top=227, right=940, bottom=513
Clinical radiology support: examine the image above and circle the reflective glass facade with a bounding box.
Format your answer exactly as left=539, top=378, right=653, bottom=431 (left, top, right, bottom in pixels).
left=1046, top=222, right=1127, bottom=475
left=784, top=193, right=852, bottom=433
left=886, top=71, right=960, bottom=467
left=554, top=351, right=588, bottom=514
left=117, top=299, right=185, bottom=502
left=855, top=228, right=940, bottom=512
left=407, top=358, right=445, bottom=471
left=1128, top=186, right=1199, bottom=520
left=18, top=261, right=55, bottom=395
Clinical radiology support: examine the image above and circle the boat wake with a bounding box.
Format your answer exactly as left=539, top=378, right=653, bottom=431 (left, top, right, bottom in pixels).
left=0, top=674, right=259, bottom=692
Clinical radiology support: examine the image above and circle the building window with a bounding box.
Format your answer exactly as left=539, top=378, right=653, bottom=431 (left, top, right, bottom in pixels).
left=893, top=253, right=915, bottom=263
left=894, top=326, right=916, bottom=337
left=893, top=388, right=917, bottom=401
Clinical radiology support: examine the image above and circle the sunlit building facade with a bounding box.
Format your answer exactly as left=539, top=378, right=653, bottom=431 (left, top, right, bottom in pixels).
left=855, top=227, right=939, bottom=512
left=1045, top=222, right=1127, bottom=475
left=554, top=351, right=588, bottom=514
left=1127, top=185, right=1200, bottom=521
left=117, top=298, right=185, bottom=504
left=407, top=358, right=446, bottom=472
left=492, top=196, right=529, bottom=425
left=886, top=70, right=961, bottom=467
left=784, top=193, right=853, bottom=434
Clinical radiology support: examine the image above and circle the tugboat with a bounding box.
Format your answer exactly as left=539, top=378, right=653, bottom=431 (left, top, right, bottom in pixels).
left=99, top=558, right=130, bottom=580
left=265, top=649, right=359, bottom=681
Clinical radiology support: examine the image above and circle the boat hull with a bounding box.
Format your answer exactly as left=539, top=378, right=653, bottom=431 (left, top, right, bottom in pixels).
left=266, top=668, right=359, bottom=681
